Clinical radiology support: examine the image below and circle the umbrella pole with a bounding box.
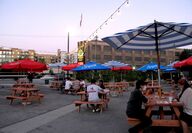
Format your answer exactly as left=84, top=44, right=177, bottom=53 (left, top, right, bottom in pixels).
left=151, top=71, right=154, bottom=86
left=154, top=20, right=161, bottom=86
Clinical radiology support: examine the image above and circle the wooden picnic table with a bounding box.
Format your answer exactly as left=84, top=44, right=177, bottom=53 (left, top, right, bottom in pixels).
left=50, top=81, right=63, bottom=90
left=145, top=94, right=183, bottom=128
left=6, top=87, right=43, bottom=105
left=77, top=89, right=110, bottom=101
left=105, top=84, right=124, bottom=96
left=74, top=89, right=110, bottom=113
left=13, top=83, right=35, bottom=88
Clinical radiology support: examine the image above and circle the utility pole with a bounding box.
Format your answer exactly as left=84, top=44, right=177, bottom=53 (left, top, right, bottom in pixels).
left=95, top=35, right=98, bottom=62
left=67, top=32, right=69, bottom=77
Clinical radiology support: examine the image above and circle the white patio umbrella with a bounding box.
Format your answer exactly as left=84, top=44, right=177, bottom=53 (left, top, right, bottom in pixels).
left=102, top=20, right=192, bottom=85
left=103, top=60, right=128, bottom=81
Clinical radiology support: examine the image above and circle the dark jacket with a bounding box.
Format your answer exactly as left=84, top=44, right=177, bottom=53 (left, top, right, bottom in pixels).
left=126, top=89, right=148, bottom=117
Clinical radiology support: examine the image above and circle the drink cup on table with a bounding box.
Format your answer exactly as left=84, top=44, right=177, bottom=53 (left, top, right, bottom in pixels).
left=168, top=96, right=173, bottom=103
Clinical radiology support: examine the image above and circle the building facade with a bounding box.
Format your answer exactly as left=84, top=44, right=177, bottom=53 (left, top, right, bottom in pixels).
left=0, top=47, right=58, bottom=65
left=78, top=40, right=183, bottom=68
left=0, top=47, right=36, bottom=65
left=57, top=49, right=78, bottom=64
left=35, top=53, right=58, bottom=64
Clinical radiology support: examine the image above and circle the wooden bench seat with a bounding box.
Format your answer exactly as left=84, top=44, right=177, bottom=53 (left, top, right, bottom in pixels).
left=38, top=93, right=45, bottom=98
left=127, top=117, right=181, bottom=127
left=74, top=100, right=108, bottom=113
left=6, top=96, right=27, bottom=104
left=6, top=94, right=45, bottom=105
left=63, top=89, right=79, bottom=95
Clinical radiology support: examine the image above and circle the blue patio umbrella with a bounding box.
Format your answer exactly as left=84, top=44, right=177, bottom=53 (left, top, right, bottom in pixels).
left=137, top=62, right=166, bottom=85
left=137, top=62, right=166, bottom=71
left=163, top=62, right=178, bottom=80
left=163, top=67, right=176, bottom=72
left=72, top=61, right=110, bottom=71
left=102, top=21, right=192, bottom=85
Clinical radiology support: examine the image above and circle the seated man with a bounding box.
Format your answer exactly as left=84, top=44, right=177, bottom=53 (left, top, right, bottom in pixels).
left=87, top=79, right=103, bottom=112
left=126, top=79, right=152, bottom=133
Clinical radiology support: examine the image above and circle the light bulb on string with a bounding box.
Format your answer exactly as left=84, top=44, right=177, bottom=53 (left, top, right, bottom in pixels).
left=126, top=0, right=130, bottom=7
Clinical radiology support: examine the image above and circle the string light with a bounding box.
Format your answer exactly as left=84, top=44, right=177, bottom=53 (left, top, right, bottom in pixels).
left=70, top=0, right=129, bottom=55
left=1, top=0, right=130, bottom=57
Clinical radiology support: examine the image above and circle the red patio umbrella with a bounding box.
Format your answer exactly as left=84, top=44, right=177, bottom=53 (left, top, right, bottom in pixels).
left=1, top=59, right=47, bottom=72
left=62, top=63, right=81, bottom=71
left=173, top=56, right=192, bottom=68
left=111, top=66, right=132, bottom=71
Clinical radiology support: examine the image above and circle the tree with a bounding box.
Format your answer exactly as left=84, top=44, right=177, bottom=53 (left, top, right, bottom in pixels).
left=179, top=49, right=192, bottom=61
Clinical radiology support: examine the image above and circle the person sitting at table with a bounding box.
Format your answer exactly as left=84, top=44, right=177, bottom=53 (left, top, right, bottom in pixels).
left=98, top=80, right=105, bottom=98
left=126, top=79, right=152, bottom=133
left=64, top=77, right=73, bottom=94
left=98, top=80, right=105, bottom=89
left=80, top=78, right=86, bottom=91
left=178, top=78, right=192, bottom=132
left=87, top=79, right=103, bottom=112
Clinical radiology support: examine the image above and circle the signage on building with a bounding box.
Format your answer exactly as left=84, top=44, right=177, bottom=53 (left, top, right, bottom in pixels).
left=77, top=41, right=85, bottom=64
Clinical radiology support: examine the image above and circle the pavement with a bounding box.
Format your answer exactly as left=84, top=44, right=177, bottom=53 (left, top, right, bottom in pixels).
left=0, top=79, right=186, bottom=133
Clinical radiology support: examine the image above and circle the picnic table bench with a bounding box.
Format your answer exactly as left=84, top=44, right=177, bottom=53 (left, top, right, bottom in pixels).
left=74, top=99, right=109, bottom=113
left=74, top=90, right=110, bottom=113
left=6, top=87, right=44, bottom=105
left=50, top=81, right=63, bottom=90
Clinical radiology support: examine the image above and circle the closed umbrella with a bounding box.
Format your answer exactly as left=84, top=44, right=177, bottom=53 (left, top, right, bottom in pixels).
left=102, top=21, right=192, bottom=85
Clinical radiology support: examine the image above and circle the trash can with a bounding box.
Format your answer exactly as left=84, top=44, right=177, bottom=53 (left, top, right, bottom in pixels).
left=45, top=79, right=49, bottom=84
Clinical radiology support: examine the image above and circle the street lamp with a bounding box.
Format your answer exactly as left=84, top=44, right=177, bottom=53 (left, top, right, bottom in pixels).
left=67, top=32, right=70, bottom=77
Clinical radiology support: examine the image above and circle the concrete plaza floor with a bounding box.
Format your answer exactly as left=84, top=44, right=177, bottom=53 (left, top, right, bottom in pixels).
left=0, top=79, right=185, bottom=133
left=0, top=79, right=130, bottom=133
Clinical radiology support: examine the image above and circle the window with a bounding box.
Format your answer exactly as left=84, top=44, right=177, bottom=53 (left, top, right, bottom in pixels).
left=104, top=46, right=112, bottom=52
left=160, top=51, right=166, bottom=55
left=96, top=45, right=101, bottom=51
left=104, top=55, right=112, bottom=60
left=144, top=57, right=150, bottom=61
left=92, top=55, right=100, bottom=60
left=135, top=50, right=142, bottom=55
left=125, top=56, right=132, bottom=61
left=160, top=58, right=166, bottom=62
left=115, top=56, right=122, bottom=61
left=143, top=50, right=151, bottom=55
left=135, top=57, right=142, bottom=61
left=115, top=49, right=122, bottom=53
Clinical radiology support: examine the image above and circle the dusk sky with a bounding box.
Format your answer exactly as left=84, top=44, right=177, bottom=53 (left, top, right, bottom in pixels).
left=0, top=0, right=192, bottom=54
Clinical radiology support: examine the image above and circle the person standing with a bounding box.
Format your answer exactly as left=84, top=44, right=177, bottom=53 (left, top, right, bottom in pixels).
left=126, top=80, right=152, bottom=133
